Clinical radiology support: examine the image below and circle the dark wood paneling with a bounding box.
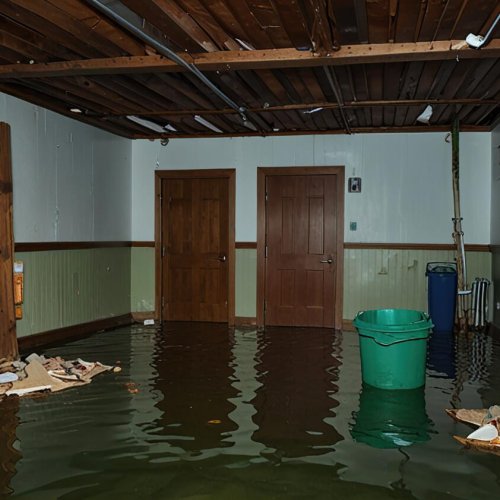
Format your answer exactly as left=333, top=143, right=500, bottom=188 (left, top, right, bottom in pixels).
left=131, top=241, right=155, bottom=248
left=14, top=241, right=132, bottom=252
left=344, top=243, right=491, bottom=252
left=236, top=242, right=257, bottom=249
left=17, top=314, right=132, bottom=352
left=0, top=122, right=18, bottom=360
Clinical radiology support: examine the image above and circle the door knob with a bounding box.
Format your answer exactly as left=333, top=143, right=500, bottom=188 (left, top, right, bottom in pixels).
left=320, top=258, right=333, bottom=264
left=217, top=254, right=227, bottom=262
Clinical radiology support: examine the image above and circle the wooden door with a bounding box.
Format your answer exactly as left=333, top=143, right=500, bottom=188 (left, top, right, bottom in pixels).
left=265, top=174, right=339, bottom=328
left=161, top=177, right=229, bottom=322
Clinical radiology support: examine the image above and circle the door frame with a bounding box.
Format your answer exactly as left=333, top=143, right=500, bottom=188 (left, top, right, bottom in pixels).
left=154, top=169, right=236, bottom=324
left=257, top=166, right=345, bottom=329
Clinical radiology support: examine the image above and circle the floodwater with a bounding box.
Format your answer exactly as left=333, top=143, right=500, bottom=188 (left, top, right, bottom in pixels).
left=2, top=324, right=500, bottom=499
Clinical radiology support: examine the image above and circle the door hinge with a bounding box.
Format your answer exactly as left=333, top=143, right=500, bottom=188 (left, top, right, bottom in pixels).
left=162, top=246, right=166, bottom=258
left=265, top=245, right=268, bottom=258
left=265, top=191, right=268, bottom=202
left=161, top=296, right=165, bottom=309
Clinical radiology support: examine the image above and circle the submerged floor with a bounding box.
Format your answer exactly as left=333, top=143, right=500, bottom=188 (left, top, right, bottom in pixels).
left=2, top=324, right=500, bottom=499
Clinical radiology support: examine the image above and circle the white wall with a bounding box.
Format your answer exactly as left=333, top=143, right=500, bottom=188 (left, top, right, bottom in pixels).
left=491, top=124, right=500, bottom=245
left=0, top=93, right=132, bottom=242
left=131, top=133, right=491, bottom=244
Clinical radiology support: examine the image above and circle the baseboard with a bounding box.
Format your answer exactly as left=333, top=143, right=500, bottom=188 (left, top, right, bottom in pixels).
left=131, top=311, right=156, bottom=322
left=342, top=319, right=355, bottom=331
left=17, top=313, right=133, bottom=352
left=234, top=316, right=257, bottom=326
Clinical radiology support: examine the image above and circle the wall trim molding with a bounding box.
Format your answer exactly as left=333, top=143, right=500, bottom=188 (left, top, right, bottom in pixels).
left=236, top=242, right=257, bottom=249
left=15, top=241, right=132, bottom=252
left=16, top=241, right=489, bottom=253
left=342, top=319, right=355, bottom=331
left=344, top=243, right=491, bottom=252
left=131, top=241, right=155, bottom=248
left=18, top=314, right=133, bottom=352
left=131, top=311, right=155, bottom=322
left=234, top=316, right=257, bottom=326
left=491, top=245, right=500, bottom=252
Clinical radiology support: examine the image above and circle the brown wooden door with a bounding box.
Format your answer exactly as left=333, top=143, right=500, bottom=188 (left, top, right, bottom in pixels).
left=161, top=177, right=229, bottom=322
left=265, top=174, right=338, bottom=327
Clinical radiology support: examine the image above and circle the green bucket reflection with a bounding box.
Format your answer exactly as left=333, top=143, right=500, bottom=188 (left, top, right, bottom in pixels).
left=350, top=384, right=432, bottom=449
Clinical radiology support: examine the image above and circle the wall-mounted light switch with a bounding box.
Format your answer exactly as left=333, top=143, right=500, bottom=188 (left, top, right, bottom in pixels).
left=350, top=222, right=357, bottom=231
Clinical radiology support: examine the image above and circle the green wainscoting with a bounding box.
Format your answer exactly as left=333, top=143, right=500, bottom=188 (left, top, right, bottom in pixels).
left=131, top=247, right=155, bottom=312
left=343, top=249, right=491, bottom=321
left=235, top=249, right=257, bottom=318
left=129, top=247, right=492, bottom=323
left=15, top=248, right=131, bottom=337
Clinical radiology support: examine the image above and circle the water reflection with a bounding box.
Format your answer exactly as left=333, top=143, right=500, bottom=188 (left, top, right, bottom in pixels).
left=350, top=385, right=432, bottom=449
left=0, top=397, right=20, bottom=496
left=251, top=328, right=343, bottom=458
left=154, top=323, right=238, bottom=454
left=427, top=331, right=456, bottom=379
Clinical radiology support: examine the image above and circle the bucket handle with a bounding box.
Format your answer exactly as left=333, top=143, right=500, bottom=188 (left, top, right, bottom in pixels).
left=359, top=333, right=428, bottom=347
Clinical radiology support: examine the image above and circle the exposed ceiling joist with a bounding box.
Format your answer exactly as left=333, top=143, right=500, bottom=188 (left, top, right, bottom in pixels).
left=0, top=40, right=498, bottom=79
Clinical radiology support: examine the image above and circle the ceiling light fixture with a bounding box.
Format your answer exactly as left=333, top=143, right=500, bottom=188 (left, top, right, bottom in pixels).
left=466, top=13, right=500, bottom=49
left=235, top=38, right=256, bottom=51
left=127, top=115, right=175, bottom=133
left=164, top=123, right=178, bottom=132
left=194, top=115, right=223, bottom=133
left=303, top=107, right=324, bottom=114
left=416, top=105, right=433, bottom=124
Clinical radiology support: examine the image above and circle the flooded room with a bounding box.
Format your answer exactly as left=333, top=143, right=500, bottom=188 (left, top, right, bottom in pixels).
left=0, top=1, right=500, bottom=498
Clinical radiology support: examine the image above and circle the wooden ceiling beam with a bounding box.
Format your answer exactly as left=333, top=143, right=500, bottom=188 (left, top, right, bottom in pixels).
left=101, top=98, right=499, bottom=117
left=0, top=40, right=498, bottom=78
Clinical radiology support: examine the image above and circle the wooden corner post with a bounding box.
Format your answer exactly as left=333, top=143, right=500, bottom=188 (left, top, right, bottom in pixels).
left=0, top=122, right=19, bottom=359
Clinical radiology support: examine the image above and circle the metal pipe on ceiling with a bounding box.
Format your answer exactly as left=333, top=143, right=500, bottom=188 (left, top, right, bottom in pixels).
left=85, top=0, right=257, bottom=131
left=322, top=66, right=351, bottom=134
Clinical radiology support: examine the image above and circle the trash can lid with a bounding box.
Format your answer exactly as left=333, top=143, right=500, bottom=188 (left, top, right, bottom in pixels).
left=426, top=262, right=457, bottom=275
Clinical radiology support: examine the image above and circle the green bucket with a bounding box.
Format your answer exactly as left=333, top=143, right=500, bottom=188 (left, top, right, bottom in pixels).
left=353, top=309, right=433, bottom=390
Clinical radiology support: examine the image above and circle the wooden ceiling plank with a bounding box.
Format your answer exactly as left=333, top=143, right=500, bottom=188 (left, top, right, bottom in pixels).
left=449, top=0, right=469, bottom=38
left=176, top=0, right=240, bottom=50
left=271, top=0, right=311, bottom=48
left=366, top=0, right=389, bottom=43
left=150, top=0, right=220, bottom=51
left=8, top=0, right=127, bottom=57
left=0, top=1, right=104, bottom=58
left=365, top=64, right=384, bottom=126
left=156, top=73, right=216, bottom=109
left=431, top=59, right=478, bottom=122
left=92, top=75, right=174, bottom=112
left=105, top=97, right=499, bottom=118
left=131, top=74, right=196, bottom=110
left=15, top=78, right=124, bottom=116
left=0, top=41, right=499, bottom=79
left=432, top=0, right=463, bottom=39
left=457, top=58, right=498, bottom=99
left=210, top=0, right=274, bottom=49
left=383, top=62, right=405, bottom=125
left=306, top=0, right=338, bottom=53
left=45, top=0, right=145, bottom=56
left=236, top=70, right=280, bottom=107
left=394, top=0, right=423, bottom=42
left=0, top=17, right=80, bottom=61
left=120, top=0, right=203, bottom=52
left=418, top=0, right=447, bottom=42
left=451, top=0, right=499, bottom=39
left=37, top=77, right=142, bottom=115
left=331, top=0, right=362, bottom=44
left=217, top=73, right=262, bottom=107
left=244, top=0, right=293, bottom=48
left=394, top=61, right=425, bottom=126
left=0, top=30, right=53, bottom=63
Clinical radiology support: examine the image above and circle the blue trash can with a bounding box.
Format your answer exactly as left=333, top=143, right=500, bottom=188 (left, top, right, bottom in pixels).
left=426, top=262, right=457, bottom=332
